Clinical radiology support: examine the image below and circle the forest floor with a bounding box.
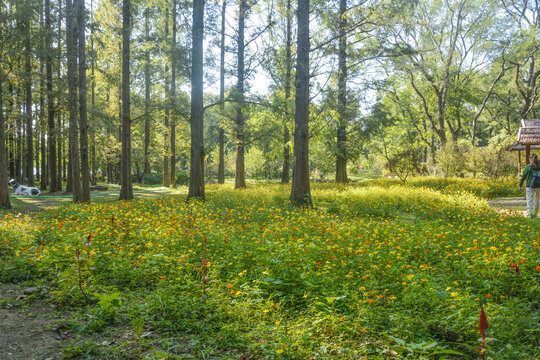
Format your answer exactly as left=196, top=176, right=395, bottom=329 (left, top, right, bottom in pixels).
left=0, top=189, right=532, bottom=359
left=0, top=284, right=67, bottom=360
left=0, top=186, right=180, bottom=360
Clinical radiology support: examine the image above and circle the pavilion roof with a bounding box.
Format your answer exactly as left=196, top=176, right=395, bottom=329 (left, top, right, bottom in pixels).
left=517, top=119, right=540, bottom=145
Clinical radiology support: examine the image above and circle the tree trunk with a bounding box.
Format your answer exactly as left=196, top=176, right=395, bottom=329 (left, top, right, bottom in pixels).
left=187, top=0, right=205, bottom=200
left=67, top=0, right=81, bottom=199
left=163, top=6, right=170, bottom=187
left=119, top=0, right=133, bottom=200
left=8, top=79, right=15, bottom=179
left=78, top=0, right=90, bottom=202
left=0, top=0, right=11, bottom=209
left=57, top=0, right=63, bottom=191
left=335, top=0, right=348, bottom=183
left=40, top=43, right=47, bottom=190
left=25, top=12, right=34, bottom=186
left=235, top=0, right=246, bottom=189
left=281, top=0, right=292, bottom=184
left=290, top=0, right=311, bottom=207
left=170, top=0, right=177, bottom=187
left=218, top=0, right=226, bottom=184
left=143, top=8, right=151, bottom=178
left=90, top=0, right=97, bottom=186
left=45, top=0, right=58, bottom=192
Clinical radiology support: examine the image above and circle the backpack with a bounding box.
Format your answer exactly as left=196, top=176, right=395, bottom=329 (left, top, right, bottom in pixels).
left=531, top=166, right=540, bottom=188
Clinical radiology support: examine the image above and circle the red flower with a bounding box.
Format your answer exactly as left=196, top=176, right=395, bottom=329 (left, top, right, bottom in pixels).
left=479, top=306, right=488, bottom=340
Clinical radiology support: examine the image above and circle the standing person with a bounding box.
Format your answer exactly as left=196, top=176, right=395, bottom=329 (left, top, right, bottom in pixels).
left=519, top=154, right=540, bottom=218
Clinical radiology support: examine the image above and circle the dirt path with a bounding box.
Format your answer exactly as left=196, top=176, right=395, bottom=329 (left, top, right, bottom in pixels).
left=488, top=197, right=528, bottom=217
left=0, top=285, right=69, bottom=360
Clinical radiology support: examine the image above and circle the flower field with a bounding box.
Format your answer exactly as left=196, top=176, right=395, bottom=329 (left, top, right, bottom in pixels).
left=0, top=180, right=538, bottom=359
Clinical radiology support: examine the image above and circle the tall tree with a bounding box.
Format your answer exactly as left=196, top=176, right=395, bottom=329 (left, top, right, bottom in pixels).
left=187, top=0, right=205, bottom=200
left=78, top=0, right=90, bottom=202
left=162, top=5, right=170, bottom=187
left=119, top=0, right=133, bottom=200
left=0, top=0, right=11, bottom=209
left=45, top=0, right=58, bottom=192
left=24, top=2, right=34, bottom=186
left=335, top=0, right=348, bottom=183
left=66, top=0, right=82, bottom=200
left=143, top=6, right=151, bottom=177
left=290, top=0, right=311, bottom=206
left=90, top=0, right=97, bottom=185
left=217, top=0, right=226, bottom=184
left=57, top=0, right=63, bottom=191
left=281, top=0, right=292, bottom=184
left=170, top=0, right=177, bottom=187
left=39, top=5, right=47, bottom=191
left=235, top=0, right=247, bottom=189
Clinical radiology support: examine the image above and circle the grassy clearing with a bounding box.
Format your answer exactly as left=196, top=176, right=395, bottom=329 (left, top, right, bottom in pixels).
left=0, top=179, right=538, bottom=359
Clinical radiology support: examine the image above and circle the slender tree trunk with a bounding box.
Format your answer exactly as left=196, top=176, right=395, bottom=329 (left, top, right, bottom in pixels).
left=218, top=0, right=226, bottom=184
left=16, top=94, right=22, bottom=184
left=335, top=0, right=348, bottom=183
left=143, top=8, right=151, bottom=178
left=25, top=13, right=34, bottom=186
left=187, top=0, right=205, bottom=200
left=281, top=0, right=292, bottom=184
left=78, top=0, right=90, bottom=202
left=0, top=0, right=11, bottom=208
left=119, top=0, right=133, bottom=200
left=235, top=0, right=246, bottom=189
left=290, top=0, right=311, bottom=207
left=57, top=0, right=63, bottom=191
left=170, top=0, right=177, bottom=187
left=67, top=0, right=81, bottom=199
left=8, top=80, right=15, bottom=179
left=90, top=0, right=97, bottom=186
left=45, top=0, right=58, bottom=192
left=163, top=6, right=170, bottom=187
left=39, top=36, right=48, bottom=190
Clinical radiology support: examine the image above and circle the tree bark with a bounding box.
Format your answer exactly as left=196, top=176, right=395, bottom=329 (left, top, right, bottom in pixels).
left=78, top=0, right=90, bottom=202
left=187, top=0, right=206, bottom=200
left=170, top=0, right=177, bottom=187
left=162, top=5, right=170, bottom=187
left=0, top=0, right=11, bottom=208
left=290, top=0, right=311, bottom=207
left=119, top=0, right=133, bottom=200
left=281, top=0, right=292, bottom=184
left=143, top=8, right=151, bottom=177
left=235, top=0, right=246, bottom=189
left=45, top=0, right=58, bottom=192
left=335, top=0, right=348, bottom=183
left=25, top=11, right=34, bottom=186
left=67, top=0, right=81, bottom=200
left=57, top=0, right=63, bottom=191
left=218, top=0, right=226, bottom=184
left=90, top=0, right=97, bottom=186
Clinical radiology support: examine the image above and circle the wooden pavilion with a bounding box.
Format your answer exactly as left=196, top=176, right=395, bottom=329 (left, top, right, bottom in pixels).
left=510, top=119, right=540, bottom=173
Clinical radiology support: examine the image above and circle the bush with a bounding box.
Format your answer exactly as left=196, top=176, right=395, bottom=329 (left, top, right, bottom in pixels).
left=175, top=171, right=190, bottom=185
left=141, top=173, right=163, bottom=185
left=435, top=142, right=469, bottom=177
left=468, top=144, right=517, bottom=178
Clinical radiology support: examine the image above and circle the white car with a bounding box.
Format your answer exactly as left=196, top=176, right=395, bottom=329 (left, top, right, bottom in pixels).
left=8, top=179, right=41, bottom=196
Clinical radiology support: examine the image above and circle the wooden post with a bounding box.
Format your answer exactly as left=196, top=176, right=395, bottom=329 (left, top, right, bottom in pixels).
left=526, top=145, right=531, bottom=161
left=518, top=150, right=522, bottom=175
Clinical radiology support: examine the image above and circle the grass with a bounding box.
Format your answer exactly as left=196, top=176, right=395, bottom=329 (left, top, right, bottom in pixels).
left=0, top=178, right=538, bottom=359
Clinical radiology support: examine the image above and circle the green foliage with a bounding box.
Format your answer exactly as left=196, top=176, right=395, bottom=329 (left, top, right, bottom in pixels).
left=435, top=142, right=469, bottom=177
left=2, top=181, right=538, bottom=358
